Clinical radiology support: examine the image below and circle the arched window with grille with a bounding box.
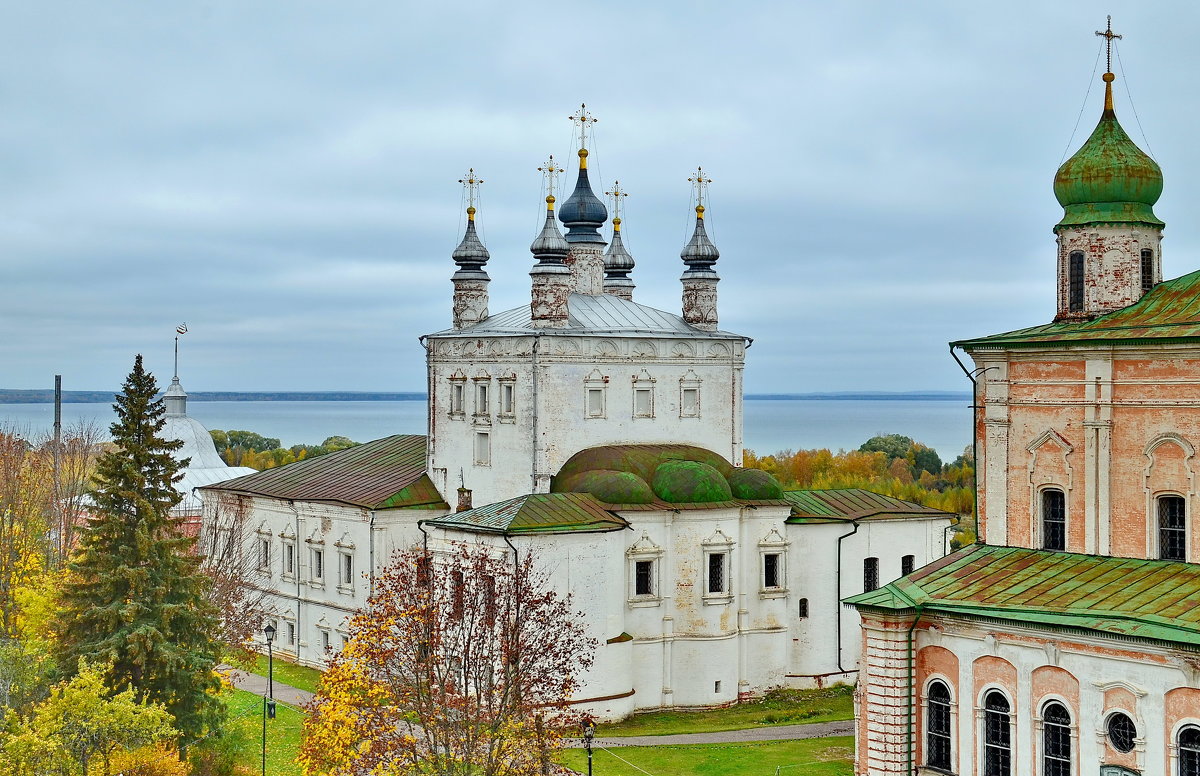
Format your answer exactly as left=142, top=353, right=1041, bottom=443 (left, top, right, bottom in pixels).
left=1042, top=488, right=1066, bottom=551
left=1068, top=251, right=1085, bottom=312
left=925, top=680, right=952, bottom=771
left=1159, top=495, right=1186, bottom=561
left=983, top=690, right=1012, bottom=776
left=1042, top=701, right=1071, bottom=776
left=1180, top=725, right=1200, bottom=776
left=1142, top=248, right=1155, bottom=292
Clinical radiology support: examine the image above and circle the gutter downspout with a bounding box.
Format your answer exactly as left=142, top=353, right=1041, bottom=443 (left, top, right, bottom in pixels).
left=417, top=520, right=430, bottom=554
left=906, top=605, right=925, bottom=776
left=835, top=519, right=860, bottom=674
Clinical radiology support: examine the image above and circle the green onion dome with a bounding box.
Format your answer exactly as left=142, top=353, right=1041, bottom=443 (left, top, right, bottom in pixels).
left=1053, top=73, right=1163, bottom=230
left=651, top=460, right=732, bottom=503
left=558, top=469, right=655, bottom=504
left=727, top=467, right=784, bottom=500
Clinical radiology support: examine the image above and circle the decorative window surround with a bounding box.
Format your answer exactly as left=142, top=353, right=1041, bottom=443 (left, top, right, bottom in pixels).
left=448, top=371, right=467, bottom=420
left=758, top=528, right=789, bottom=598
left=474, top=431, right=491, bottom=467
left=473, top=372, right=491, bottom=423
left=626, top=533, right=665, bottom=607
left=632, top=369, right=656, bottom=419
left=584, top=369, right=608, bottom=419
left=679, top=370, right=701, bottom=418
left=702, top=529, right=735, bottom=604
left=497, top=374, right=516, bottom=423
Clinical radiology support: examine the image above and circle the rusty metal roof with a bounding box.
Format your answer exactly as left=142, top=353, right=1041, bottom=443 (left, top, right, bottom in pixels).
left=847, top=544, right=1200, bottom=647
left=201, top=434, right=448, bottom=511
left=425, top=493, right=629, bottom=535
left=955, top=269, right=1200, bottom=349
left=783, top=488, right=955, bottom=523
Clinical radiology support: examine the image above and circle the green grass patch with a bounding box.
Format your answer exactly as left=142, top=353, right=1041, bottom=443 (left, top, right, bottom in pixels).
left=224, top=688, right=305, bottom=776
left=558, top=736, right=853, bottom=776
left=598, top=686, right=854, bottom=737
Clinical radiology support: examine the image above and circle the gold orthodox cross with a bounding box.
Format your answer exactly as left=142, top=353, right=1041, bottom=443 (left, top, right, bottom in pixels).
left=458, top=168, right=483, bottom=210
left=689, top=167, right=713, bottom=209
left=605, top=181, right=628, bottom=222
left=1096, top=15, right=1122, bottom=73
left=568, top=103, right=598, bottom=150
left=538, top=155, right=564, bottom=193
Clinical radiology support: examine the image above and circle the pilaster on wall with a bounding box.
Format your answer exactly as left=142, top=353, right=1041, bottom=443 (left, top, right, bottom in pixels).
left=980, top=359, right=1010, bottom=546
left=1084, top=358, right=1114, bottom=555
left=857, top=613, right=918, bottom=776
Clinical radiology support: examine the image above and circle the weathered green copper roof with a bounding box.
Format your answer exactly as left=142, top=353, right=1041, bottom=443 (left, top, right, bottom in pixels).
left=424, top=493, right=629, bottom=535
left=1053, top=77, right=1163, bottom=230
left=955, top=269, right=1200, bottom=349
left=783, top=488, right=954, bottom=523
left=847, top=544, right=1200, bottom=648
left=203, top=434, right=449, bottom=511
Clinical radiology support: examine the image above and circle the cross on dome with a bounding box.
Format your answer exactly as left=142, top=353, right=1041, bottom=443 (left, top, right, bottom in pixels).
left=568, top=103, right=598, bottom=151
left=606, top=181, right=628, bottom=226
left=689, top=167, right=713, bottom=216
left=1095, top=15, right=1122, bottom=74
left=458, top=168, right=483, bottom=215
left=538, top=155, right=564, bottom=199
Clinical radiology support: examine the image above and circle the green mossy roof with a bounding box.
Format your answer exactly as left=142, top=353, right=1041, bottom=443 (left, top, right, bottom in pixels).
left=728, top=467, right=785, bottom=500
left=650, top=460, right=733, bottom=503
left=846, top=544, right=1200, bottom=648
left=955, top=269, right=1200, bottom=349
left=559, top=469, right=655, bottom=504
left=425, top=493, right=629, bottom=535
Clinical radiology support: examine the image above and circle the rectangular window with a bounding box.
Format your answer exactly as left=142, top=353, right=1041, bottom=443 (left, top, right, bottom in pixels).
left=1042, top=489, right=1066, bottom=551
left=286, top=622, right=295, bottom=646
left=501, top=383, right=514, bottom=414
left=864, top=557, right=879, bottom=592
left=901, top=554, right=915, bottom=576
left=681, top=387, right=699, bottom=417
left=1160, top=495, right=1187, bottom=561
left=259, top=538, right=270, bottom=569
left=475, top=383, right=489, bottom=414
left=1068, top=251, right=1084, bottom=312
left=284, top=543, right=295, bottom=576
left=320, top=630, right=330, bottom=652
left=474, top=431, right=490, bottom=466
left=797, top=597, right=809, bottom=618
left=707, top=552, right=727, bottom=594
left=587, top=388, right=605, bottom=418
left=634, top=560, right=654, bottom=596
left=634, top=388, right=653, bottom=418
left=451, top=383, right=464, bottom=414
left=1142, top=248, right=1155, bottom=292
left=312, top=548, right=324, bottom=581
left=340, top=553, right=353, bottom=586
left=763, top=553, right=781, bottom=589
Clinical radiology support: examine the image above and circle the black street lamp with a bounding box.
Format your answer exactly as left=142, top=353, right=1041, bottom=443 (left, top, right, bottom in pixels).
left=262, top=623, right=276, bottom=776
left=581, top=716, right=596, bottom=776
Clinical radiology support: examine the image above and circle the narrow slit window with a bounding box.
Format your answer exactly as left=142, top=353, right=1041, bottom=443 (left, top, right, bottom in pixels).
left=312, top=549, right=324, bottom=581
left=983, top=691, right=1011, bottom=776
left=863, top=557, right=879, bottom=592
left=925, top=680, right=952, bottom=771
left=284, top=543, right=295, bottom=576
left=1068, top=251, right=1085, bottom=312
left=451, top=383, right=464, bottom=414
left=286, top=622, right=295, bottom=645
left=1159, top=495, right=1186, bottom=561
left=1141, top=248, right=1155, bottom=292
left=475, top=383, right=489, bottom=415
left=259, top=538, right=270, bottom=569
left=1042, top=488, right=1066, bottom=551
left=340, top=553, right=353, bottom=586
left=501, top=383, right=514, bottom=414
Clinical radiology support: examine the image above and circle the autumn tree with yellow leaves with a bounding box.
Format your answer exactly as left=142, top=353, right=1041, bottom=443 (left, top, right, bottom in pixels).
left=300, top=545, right=596, bottom=776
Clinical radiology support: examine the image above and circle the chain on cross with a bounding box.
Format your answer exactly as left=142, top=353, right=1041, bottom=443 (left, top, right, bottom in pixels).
left=538, top=155, right=564, bottom=195
left=605, top=181, right=628, bottom=222
left=1096, top=15, right=1122, bottom=73
left=458, top=168, right=483, bottom=210
left=689, top=167, right=713, bottom=209
left=568, top=103, right=599, bottom=150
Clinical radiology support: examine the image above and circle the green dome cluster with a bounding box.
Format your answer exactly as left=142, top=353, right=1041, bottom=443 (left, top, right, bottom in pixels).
left=1053, top=76, right=1163, bottom=230
left=551, top=444, right=783, bottom=505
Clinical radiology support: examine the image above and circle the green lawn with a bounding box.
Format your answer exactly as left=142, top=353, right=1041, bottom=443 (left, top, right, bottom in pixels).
left=558, top=736, right=854, bottom=776
left=225, top=688, right=305, bottom=776
left=599, top=686, right=854, bottom=737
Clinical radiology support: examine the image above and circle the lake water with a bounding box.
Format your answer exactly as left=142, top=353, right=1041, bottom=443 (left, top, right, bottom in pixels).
left=0, top=398, right=971, bottom=460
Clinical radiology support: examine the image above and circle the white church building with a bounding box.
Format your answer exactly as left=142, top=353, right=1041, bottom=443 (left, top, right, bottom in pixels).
left=202, top=112, right=954, bottom=718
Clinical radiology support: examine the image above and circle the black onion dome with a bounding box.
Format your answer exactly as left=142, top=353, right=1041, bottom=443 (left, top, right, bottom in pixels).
left=680, top=205, right=719, bottom=274
left=559, top=150, right=608, bottom=243
left=452, top=207, right=490, bottom=278
left=604, top=222, right=635, bottom=278
left=530, top=197, right=570, bottom=265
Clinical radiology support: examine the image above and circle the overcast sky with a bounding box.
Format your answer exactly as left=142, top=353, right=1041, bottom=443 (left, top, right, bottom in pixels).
left=4, top=1, right=1200, bottom=394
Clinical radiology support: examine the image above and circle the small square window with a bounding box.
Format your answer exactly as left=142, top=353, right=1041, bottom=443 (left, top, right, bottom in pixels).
left=763, top=553, right=781, bottom=589
left=587, top=387, right=605, bottom=418
left=500, top=383, right=515, bottom=415
left=681, top=387, right=699, bottom=417
left=474, top=432, right=490, bottom=466
left=634, top=388, right=653, bottom=418
left=312, top=549, right=324, bottom=581
left=634, top=560, right=654, bottom=596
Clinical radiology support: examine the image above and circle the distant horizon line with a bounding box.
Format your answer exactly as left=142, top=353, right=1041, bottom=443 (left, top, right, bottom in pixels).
left=0, top=388, right=972, bottom=404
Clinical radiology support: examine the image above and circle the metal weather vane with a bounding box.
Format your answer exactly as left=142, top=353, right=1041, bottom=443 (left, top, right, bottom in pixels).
left=1096, top=15, right=1122, bottom=73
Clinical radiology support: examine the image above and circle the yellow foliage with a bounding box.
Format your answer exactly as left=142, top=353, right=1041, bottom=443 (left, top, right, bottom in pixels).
left=110, top=744, right=189, bottom=776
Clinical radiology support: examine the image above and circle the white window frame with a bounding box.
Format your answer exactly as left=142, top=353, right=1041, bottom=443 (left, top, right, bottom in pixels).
left=474, top=431, right=491, bottom=466
left=626, top=539, right=664, bottom=607
left=632, top=369, right=656, bottom=419
left=282, top=540, right=295, bottom=578
left=921, top=676, right=958, bottom=774
left=311, top=547, right=325, bottom=585
left=758, top=529, right=789, bottom=598
left=702, top=531, right=735, bottom=605
left=257, top=537, right=270, bottom=571
left=584, top=371, right=608, bottom=419
left=498, top=376, right=516, bottom=422
left=449, top=374, right=467, bottom=419
left=474, top=379, right=490, bottom=417
left=1153, top=492, right=1188, bottom=562
left=679, top=371, right=702, bottom=418
left=338, top=551, right=354, bottom=590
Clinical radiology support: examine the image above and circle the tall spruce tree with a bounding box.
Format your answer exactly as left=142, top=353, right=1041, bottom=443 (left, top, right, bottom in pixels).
left=58, top=355, right=222, bottom=744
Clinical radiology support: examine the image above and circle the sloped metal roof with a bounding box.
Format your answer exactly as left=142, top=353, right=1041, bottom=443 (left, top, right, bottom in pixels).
left=846, top=544, right=1200, bottom=647
left=201, top=434, right=448, bottom=511
left=427, top=293, right=745, bottom=340
left=425, top=493, right=630, bottom=535
left=955, top=269, right=1200, bottom=349
left=782, top=488, right=954, bottom=522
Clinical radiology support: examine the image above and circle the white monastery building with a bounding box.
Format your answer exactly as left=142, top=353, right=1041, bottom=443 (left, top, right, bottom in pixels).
left=201, top=107, right=954, bottom=719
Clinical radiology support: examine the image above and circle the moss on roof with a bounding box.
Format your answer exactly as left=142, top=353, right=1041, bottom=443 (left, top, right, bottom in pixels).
left=651, top=460, right=732, bottom=503
left=728, top=467, right=785, bottom=500
left=559, top=469, right=655, bottom=504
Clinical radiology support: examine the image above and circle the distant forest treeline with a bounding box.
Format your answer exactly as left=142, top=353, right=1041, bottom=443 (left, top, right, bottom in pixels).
left=1, top=389, right=969, bottom=404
